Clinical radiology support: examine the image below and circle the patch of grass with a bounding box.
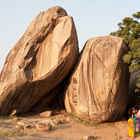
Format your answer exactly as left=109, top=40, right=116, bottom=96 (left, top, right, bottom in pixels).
left=114, top=131, right=119, bottom=140
left=67, top=113, right=99, bottom=126
left=108, top=122, right=115, bottom=126
left=0, top=127, right=24, bottom=137
left=67, top=113, right=75, bottom=117
left=114, top=137, right=119, bottom=140
left=0, top=115, right=17, bottom=119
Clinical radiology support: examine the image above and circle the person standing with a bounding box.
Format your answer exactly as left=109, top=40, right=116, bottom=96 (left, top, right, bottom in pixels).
left=128, top=114, right=135, bottom=138
left=137, top=110, right=140, bottom=132
left=135, top=107, right=138, bottom=117
left=132, top=113, right=137, bottom=133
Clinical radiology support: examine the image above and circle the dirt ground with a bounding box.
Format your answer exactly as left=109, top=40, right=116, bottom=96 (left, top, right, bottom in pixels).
left=0, top=110, right=140, bottom=140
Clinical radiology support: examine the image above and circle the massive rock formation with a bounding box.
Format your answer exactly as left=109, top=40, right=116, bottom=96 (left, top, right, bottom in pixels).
left=0, top=6, right=79, bottom=115
left=64, top=35, right=129, bottom=123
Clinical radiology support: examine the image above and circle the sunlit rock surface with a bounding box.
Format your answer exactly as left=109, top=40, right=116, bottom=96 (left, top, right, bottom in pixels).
left=65, top=35, right=129, bottom=123
left=0, top=6, right=79, bottom=115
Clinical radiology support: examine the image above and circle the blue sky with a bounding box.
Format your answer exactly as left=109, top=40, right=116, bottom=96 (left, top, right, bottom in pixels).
left=0, top=0, right=140, bottom=72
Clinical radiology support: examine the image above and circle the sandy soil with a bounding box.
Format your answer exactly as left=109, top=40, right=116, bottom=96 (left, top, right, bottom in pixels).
left=0, top=110, right=140, bottom=140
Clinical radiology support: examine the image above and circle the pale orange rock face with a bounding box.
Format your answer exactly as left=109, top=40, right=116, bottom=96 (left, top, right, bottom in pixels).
left=64, top=36, right=129, bottom=123
left=0, top=6, right=79, bottom=115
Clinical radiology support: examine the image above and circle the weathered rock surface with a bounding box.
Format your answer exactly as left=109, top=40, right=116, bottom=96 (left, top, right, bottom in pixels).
left=39, top=111, right=53, bottom=117
left=35, top=118, right=61, bottom=131
left=37, top=118, right=61, bottom=126
left=65, top=35, right=129, bottom=123
left=36, top=121, right=52, bottom=131
left=0, top=6, right=79, bottom=115
left=10, top=109, right=19, bottom=117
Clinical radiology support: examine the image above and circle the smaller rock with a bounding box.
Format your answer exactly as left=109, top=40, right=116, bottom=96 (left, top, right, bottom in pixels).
left=24, top=124, right=31, bottom=129
left=37, top=118, right=60, bottom=126
left=17, top=121, right=26, bottom=129
left=65, top=117, right=71, bottom=122
left=60, top=117, right=71, bottom=124
left=15, top=125, right=20, bottom=129
left=52, top=119, right=61, bottom=125
left=40, top=111, right=53, bottom=117
left=83, top=136, right=95, bottom=140
left=26, top=121, right=37, bottom=128
left=36, top=121, right=52, bottom=131
left=10, top=109, right=18, bottom=117
left=17, top=121, right=26, bottom=127
left=13, top=117, right=18, bottom=121
left=12, top=117, right=18, bottom=123
left=17, top=120, right=37, bottom=130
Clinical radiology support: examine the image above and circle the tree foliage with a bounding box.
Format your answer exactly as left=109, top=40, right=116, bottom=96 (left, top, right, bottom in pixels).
left=110, top=12, right=140, bottom=92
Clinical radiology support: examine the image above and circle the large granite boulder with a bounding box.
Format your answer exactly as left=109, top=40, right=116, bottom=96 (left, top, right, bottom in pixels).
left=64, top=35, right=129, bottom=123
left=0, top=6, right=79, bottom=115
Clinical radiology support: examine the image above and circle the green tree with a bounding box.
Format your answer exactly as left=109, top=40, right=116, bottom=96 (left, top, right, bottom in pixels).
left=132, top=12, right=140, bottom=21
left=110, top=12, right=140, bottom=92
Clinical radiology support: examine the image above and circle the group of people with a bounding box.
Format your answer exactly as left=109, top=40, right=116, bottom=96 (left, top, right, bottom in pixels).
left=128, top=107, right=140, bottom=138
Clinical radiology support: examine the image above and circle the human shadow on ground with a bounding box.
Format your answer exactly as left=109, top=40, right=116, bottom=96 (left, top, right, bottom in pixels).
left=52, top=124, right=71, bottom=131
left=94, top=136, right=100, bottom=140
left=135, top=131, right=140, bottom=138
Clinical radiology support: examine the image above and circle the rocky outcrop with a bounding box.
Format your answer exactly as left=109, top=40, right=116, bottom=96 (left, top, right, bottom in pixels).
left=0, top=6, right=79, bottom=115
left=64, top=35, right=129, bottom=123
